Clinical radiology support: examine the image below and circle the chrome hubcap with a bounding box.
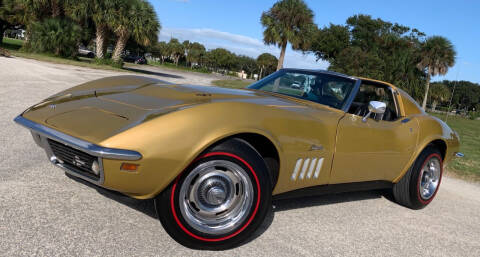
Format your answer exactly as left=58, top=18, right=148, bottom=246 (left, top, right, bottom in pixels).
left=178, top=160, right=254, bottom=235
left=419, top=157, right=441, bottom=200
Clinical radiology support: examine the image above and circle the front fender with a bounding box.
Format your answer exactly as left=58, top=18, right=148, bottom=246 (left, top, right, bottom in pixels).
left=98, top=102, right=284, bottom=199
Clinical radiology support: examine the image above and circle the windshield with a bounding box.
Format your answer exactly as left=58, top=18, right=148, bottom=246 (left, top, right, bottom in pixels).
left=248, top=70, right=357, bottom=110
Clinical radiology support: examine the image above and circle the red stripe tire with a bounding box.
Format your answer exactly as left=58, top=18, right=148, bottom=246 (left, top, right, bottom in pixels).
left=155, top=138, right=272, bottom=250
left=393, top=146, right=443, bottom=209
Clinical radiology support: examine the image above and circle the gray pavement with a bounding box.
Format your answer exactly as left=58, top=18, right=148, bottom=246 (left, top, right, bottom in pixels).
left=1, top=56, right=479, bottom=257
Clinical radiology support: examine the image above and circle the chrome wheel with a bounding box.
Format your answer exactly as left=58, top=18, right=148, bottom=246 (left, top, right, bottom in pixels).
left=419, top=156, right=441, bottom=200
left=178, top=160, right=254, bottom=235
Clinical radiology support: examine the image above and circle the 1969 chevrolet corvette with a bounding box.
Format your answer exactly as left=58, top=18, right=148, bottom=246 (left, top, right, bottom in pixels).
left=15, top=69, right=462, bottom=249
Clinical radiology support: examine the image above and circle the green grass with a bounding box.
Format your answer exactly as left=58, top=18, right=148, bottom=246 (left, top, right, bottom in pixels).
left=431, top=113, right=480, bottom=181
left=149, top=61, right=210, bottom=74
left=1, top=37, right=23, bottom=50
left=211, top=79, right=252, bottom=89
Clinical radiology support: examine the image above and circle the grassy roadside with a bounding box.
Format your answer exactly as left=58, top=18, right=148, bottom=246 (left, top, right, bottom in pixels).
left=149, top=61, right=210, bottom=74
left=211, top=79, right=253, bottom=89
left=430, top=113, right=480, bottom=182
left=1, top=38, right=126, bottom=72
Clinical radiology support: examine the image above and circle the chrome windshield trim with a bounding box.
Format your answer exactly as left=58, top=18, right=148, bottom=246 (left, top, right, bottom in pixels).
left=341, top=79, right=362, bottom=112
left=14, top=115, right=142, bottom=161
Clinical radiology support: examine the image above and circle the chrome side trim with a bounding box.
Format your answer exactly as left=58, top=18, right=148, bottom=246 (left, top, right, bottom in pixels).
left=14, top=115, right=142, bottom=161
left=314, top=158, right=324, bottom=178
left=299, top=158, right=310, bottom=180
left=306, top=158, right=317, bottom=179
left=291, top=159, right=303, bottom=180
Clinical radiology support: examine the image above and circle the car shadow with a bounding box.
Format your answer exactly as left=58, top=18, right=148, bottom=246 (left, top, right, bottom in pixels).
left=272, top=189, right=389, bottom=212
left=66, top=173, right=158, bottom=219
left=65, top=173, right=392, bottom=246
left=122, top=66, right=184, bottom=79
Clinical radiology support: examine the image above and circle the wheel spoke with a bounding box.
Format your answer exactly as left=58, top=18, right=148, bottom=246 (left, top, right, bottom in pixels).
left=178, top=159, right=254, bottom=235
left=419, top=156, right=441, bottom=200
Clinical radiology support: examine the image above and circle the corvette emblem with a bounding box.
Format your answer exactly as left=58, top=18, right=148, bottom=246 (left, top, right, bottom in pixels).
left=72, top=155, right=86, bottom=167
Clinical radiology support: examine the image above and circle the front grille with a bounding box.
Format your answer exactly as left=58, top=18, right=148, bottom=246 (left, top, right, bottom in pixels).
left=48, top=139, right=100, bottom=180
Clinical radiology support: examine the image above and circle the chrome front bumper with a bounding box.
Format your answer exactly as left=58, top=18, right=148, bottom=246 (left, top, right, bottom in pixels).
left=14, top=115, right=142, bottom=185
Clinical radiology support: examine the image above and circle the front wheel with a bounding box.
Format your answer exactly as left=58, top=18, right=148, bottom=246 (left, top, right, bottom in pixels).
left=155, top=138, right=272, bottom=250
left=393, top=146, right=443, bottom=209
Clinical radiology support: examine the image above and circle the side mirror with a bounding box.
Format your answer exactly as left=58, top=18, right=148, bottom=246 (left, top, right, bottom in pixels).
left=362, top=101, right=387, bottom=122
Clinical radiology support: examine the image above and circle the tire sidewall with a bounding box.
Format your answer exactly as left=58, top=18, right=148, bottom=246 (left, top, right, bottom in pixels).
left=156, top=139, right=271, bottom=250
left=409, top=148, right=443, bottom=209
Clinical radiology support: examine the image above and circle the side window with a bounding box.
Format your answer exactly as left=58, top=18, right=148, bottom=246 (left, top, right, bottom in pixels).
left=349, top=82, right=398, bottom=121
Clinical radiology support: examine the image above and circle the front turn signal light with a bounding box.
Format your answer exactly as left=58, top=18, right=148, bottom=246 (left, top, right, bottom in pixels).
left=120, top=163, right=139, bottom=171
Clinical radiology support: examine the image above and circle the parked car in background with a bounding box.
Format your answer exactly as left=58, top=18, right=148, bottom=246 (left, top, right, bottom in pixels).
left=123, top=55, right=147, bottom=64
left=14, top=69, right=462, bottom=250
left=291, top=83, right=301, bottom=89
left=78, top=46, right=94, bottom=58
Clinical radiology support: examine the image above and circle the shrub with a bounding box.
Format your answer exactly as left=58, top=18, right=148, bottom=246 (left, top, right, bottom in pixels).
left=468, top=111, right=480, bottom=120
left=94, top=58, right=124, bottom=69
left=28, top=18, right=82, bottom=58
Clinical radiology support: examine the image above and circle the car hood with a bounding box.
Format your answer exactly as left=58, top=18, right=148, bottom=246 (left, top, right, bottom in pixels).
left=21, top=78, right=332, bottom=143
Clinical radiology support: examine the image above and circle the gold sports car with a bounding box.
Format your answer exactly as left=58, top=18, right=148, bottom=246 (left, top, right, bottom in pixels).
left=15, top=69, right=462, bottom=249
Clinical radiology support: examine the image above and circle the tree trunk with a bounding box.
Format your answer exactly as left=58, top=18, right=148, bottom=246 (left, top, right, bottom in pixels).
left=112, top=30, right=129, bottom=62
left=421, top=73, right=431, bottom=110
left=259, top=67, right=263, bottom=80
left=276, top=41, right=287, bottom=71
left=432, top=100, right=438, bottom=111
left=95, top=25, right=107, bottom=59
left=51, top=0, right=62, bottom=17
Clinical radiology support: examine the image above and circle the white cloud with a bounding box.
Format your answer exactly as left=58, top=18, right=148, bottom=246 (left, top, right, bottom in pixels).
left=159, top=27, right=329, bottom=70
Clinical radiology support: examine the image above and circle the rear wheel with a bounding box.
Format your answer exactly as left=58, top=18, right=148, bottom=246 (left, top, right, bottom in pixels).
left=393, top=146, right=443, bottom=209
left=155, top=138, right=272, bottom=250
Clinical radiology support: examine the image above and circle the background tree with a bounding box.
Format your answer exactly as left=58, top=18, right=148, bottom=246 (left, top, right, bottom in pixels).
left=235, top=55, right=257, bottom=78
left=108, top=0, right=160, bottom=62
left=310, top=24, right=350, bottom=62
left=182, top=40, right=191, bottom=66
left=167, top=38, right=184, bottom=66
left=428, top=82, right=451, bottom=111
left=205, top=48, right=235, bottom=72
left=256, top=53, right=277, bottom=78
left=29, top=17, right=81, bottom=57
left=185, top=42, right=205, bottom=68
left=66, top=0, right=116, bottom=58
left=0, top=0, right=25, bottom=44
left=417, top=36, right=456, bottom=109
left=261, top=0, right=315, bottom=70
left=443, top=80, right=480, bottom=111
left=150, top=41, right=169, bottom=64
left=310, top=14, right=429, bottom=101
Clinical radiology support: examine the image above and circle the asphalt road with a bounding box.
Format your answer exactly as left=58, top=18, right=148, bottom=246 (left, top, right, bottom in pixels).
left=1, top=57, right=479, bottom=257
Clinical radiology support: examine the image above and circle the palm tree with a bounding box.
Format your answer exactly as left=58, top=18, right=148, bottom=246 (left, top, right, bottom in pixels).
left=66, top=0, right=116, bottom=59
left=428, top=82, right=451, bottom=111
left=167, top=38, right=184, bottom=66
left=261, top=0, right=315, bottom=70
left=108, top=0, right=160, bottom=62
left=417, top=36, right=456, bottom=110
left=256, top=53, right=277, bottom=79
left=186, top=42, right=205, bottom=68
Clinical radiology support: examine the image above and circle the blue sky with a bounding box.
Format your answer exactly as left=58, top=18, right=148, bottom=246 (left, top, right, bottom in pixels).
left=152, top=0, right=480, bottom=83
